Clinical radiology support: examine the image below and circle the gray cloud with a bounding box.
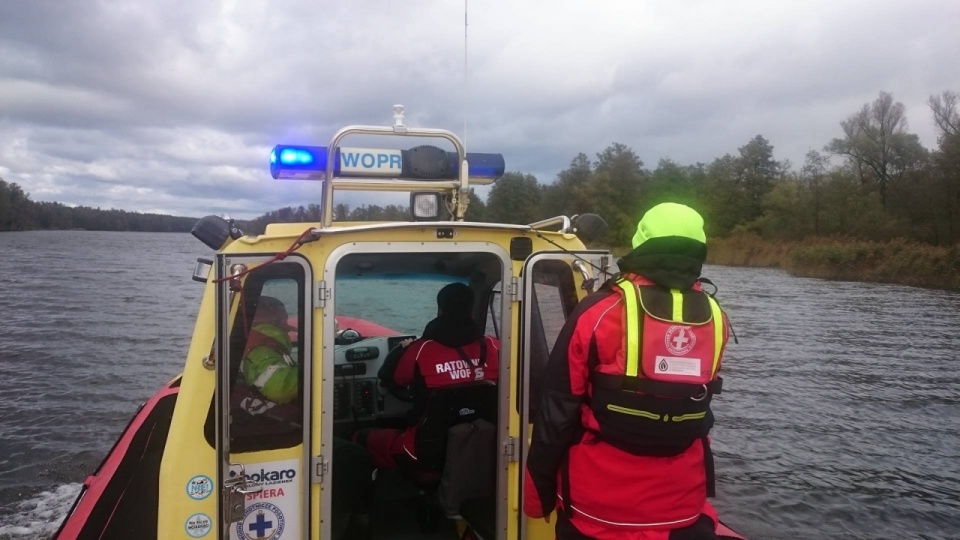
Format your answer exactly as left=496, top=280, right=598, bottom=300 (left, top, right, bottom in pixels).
left=1, top=0, right=959, bottom=219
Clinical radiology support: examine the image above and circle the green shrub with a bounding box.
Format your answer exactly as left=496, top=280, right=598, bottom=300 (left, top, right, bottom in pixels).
left=709, top=233, right=960, bottom=290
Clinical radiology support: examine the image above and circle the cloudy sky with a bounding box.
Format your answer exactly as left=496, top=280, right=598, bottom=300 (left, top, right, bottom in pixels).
left=1, top=0, right=958, bottom=219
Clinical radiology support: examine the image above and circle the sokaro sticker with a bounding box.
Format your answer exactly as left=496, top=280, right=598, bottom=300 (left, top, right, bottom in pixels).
left=237, top=502, right=285, bottom=540
left=230, top=458, right=300, bottom=540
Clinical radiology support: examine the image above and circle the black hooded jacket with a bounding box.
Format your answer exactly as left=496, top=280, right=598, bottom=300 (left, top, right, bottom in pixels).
left=616, top=235, right=707, bottom=289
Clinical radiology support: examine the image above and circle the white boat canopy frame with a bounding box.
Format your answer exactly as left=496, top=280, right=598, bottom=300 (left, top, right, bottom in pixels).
left=321, top=105, right=474, bottom=227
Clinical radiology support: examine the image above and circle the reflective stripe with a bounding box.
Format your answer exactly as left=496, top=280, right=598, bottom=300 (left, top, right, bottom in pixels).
left=617, top=280, right=640, bottom=378
left=592, top=297, right=622, bottom=333
left=671, top=412, right=707, bottom=422
left=402, top=439, right=418, bottom=461
left=606, top=404, right=660, bottom=420
left=253, top=364, right=282, bottom=389
left=708, top=296, right=723, bottom=378
left=557, top=495, right=702, bottom=528
left=670, top=289, right=683, bottom=321
left=412, top=340, right=433, bottom=361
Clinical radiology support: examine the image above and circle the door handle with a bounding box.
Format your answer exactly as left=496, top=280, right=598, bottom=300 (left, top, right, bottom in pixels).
left=223, top=463, right=262, bottom=524
left=235, top=483, right=263, bottom=494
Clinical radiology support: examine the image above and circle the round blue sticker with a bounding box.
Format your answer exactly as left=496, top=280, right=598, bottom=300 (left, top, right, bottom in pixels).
left=185, top=513, right=212, bottom=538
left=236, top=502, right=285, bottom=540
left=186, top=475, right=213, bottom=501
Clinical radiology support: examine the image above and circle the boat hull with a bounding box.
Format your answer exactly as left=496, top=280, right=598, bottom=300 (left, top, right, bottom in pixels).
left=55, top=379, right=180, bottom=539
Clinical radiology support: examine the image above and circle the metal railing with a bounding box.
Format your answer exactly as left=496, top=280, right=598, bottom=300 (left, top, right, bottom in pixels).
left=321, top=106, right=469, bottom=227
left=527, top=215, right=572, bottom=233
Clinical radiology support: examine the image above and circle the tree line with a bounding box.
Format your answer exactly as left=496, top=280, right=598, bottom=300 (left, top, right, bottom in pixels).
left=469, top=90, right=960, bottom=248
left=243, top=203, right=410, bottom=234
left=4, top=89, right=958, bottom=249
left=0, top=179, right=195, bottom=232
left=253, top=89, right=960, bottom=248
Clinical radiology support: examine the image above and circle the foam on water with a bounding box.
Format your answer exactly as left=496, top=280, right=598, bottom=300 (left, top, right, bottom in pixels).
left=0, top=484, right=81, bottom=539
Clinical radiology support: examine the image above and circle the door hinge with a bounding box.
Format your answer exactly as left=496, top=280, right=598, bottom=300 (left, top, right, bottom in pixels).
left=312, top=455, right=327, bottom=484
left=504, top=437, right=519, bottom=462
left=509, top=277, right=519, bottom=301
left=315, top=280, right=329, bottom=309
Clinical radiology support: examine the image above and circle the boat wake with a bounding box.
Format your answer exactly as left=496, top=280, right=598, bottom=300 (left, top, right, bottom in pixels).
left=0, top=484, right=81, bottom=540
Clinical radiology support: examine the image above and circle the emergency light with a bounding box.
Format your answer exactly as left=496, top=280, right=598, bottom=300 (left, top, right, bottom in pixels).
left=269, top=144, right=505, bottom=182
left=270, top=145, right=325, bottom=180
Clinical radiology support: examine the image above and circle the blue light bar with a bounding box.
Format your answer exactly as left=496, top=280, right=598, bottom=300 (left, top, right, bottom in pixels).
left=270, top=145, right=328, bottom=180
left=269, top=145, right=506, bottom=181
left=448, top=152, right=506, bottom=180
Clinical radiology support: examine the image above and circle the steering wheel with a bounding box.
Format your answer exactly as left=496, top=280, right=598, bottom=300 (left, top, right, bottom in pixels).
left=381, top=336, right=418, bottom=402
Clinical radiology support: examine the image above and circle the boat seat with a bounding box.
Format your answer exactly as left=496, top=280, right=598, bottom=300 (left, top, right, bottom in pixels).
left=398, top=383, right=498, bottom=531
left=411, top=382, right=497, bottom=471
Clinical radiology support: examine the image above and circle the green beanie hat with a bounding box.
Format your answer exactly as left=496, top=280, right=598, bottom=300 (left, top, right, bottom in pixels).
left=631, top=203, right=706, bottom=249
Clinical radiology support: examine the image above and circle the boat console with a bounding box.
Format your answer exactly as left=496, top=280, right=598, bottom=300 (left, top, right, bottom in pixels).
left=332, top=335, right=418, bottom=423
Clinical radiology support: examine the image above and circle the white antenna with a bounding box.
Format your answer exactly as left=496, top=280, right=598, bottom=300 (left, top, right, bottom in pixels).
left=464, top=0, right=468, bottom=153
left=456, top=0, right=470, bottom=222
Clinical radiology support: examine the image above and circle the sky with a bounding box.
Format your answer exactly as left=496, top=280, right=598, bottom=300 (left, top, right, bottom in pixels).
left=1, top=0, right=959, bottom=220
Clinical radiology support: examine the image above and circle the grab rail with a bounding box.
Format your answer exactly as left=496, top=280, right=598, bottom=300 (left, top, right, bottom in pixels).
left=321, top=106, right=468, bottom=227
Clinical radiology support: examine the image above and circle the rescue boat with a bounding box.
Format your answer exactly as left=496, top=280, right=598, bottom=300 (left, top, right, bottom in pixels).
left=54, top=107, right=747, bottom=540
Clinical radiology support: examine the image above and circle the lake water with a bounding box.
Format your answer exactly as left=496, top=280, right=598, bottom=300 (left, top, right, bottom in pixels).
left=0, top=231, right=958, bottom=539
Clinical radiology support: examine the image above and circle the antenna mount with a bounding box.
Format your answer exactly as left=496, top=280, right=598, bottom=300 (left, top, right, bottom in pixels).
left=392, top=104, right=407, bottom=133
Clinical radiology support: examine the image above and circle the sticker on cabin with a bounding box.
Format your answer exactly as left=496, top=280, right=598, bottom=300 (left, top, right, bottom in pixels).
left=237, top=502, right=285, bottom=540
left=230, top=459, right=299, bottom=540
left=186, top=475, right=213, bottom=500
left=339, top=147, right=403, bottom=176
left=185, top=513, right=212, bottom=537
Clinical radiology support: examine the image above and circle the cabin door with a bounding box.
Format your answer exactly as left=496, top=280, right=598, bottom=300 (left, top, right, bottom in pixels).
left=517, top=251, right=613, bottom=539
left=214, top=255, right=313, bottom=540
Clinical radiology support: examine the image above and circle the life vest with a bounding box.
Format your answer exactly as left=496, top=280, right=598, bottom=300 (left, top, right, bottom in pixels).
left=408, top=336, right=497, bottom=425
left=234, top=325, right=299, bottom=418
left=588, top=274, right=726, bottom=458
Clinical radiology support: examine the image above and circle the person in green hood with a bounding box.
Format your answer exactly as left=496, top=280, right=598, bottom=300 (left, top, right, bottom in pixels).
left=240, top=296, right=299, bottom=405
left=622, top=201, right=708, bottom=289
left=524, top=202, right=733, bottom=540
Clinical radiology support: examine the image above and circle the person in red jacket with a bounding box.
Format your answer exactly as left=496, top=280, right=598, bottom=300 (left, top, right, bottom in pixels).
left=524, top=203, right=733, bottom=540
left=356, top=282, right=499, bottom=470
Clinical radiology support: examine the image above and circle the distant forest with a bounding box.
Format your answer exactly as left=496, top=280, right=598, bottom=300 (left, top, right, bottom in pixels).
left=0, top=180, right=195, bottom=232
left=4, top=90, right=959, bottom=251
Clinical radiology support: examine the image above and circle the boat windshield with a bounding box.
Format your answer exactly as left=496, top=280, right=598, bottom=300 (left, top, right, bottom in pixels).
left=335, top=275, right=467, bottom=336
left=333, top=251, right=504, bottom=340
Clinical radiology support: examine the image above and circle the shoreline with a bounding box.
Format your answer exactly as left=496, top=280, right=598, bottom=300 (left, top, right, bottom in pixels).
left=707, top=234, right=960, bottom=291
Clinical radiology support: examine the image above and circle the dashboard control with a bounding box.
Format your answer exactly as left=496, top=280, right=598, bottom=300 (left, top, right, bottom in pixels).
left=332, top=378, right=378, bottom=421
left=334, top=363, right=366, bottom=377
left=354, top=380, right=376, bottom=418
left=333, top=382, right=352, bottom=421
left=333, top=335, right=419, bottom=423
left=346, top=346, right=379, bottom=362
